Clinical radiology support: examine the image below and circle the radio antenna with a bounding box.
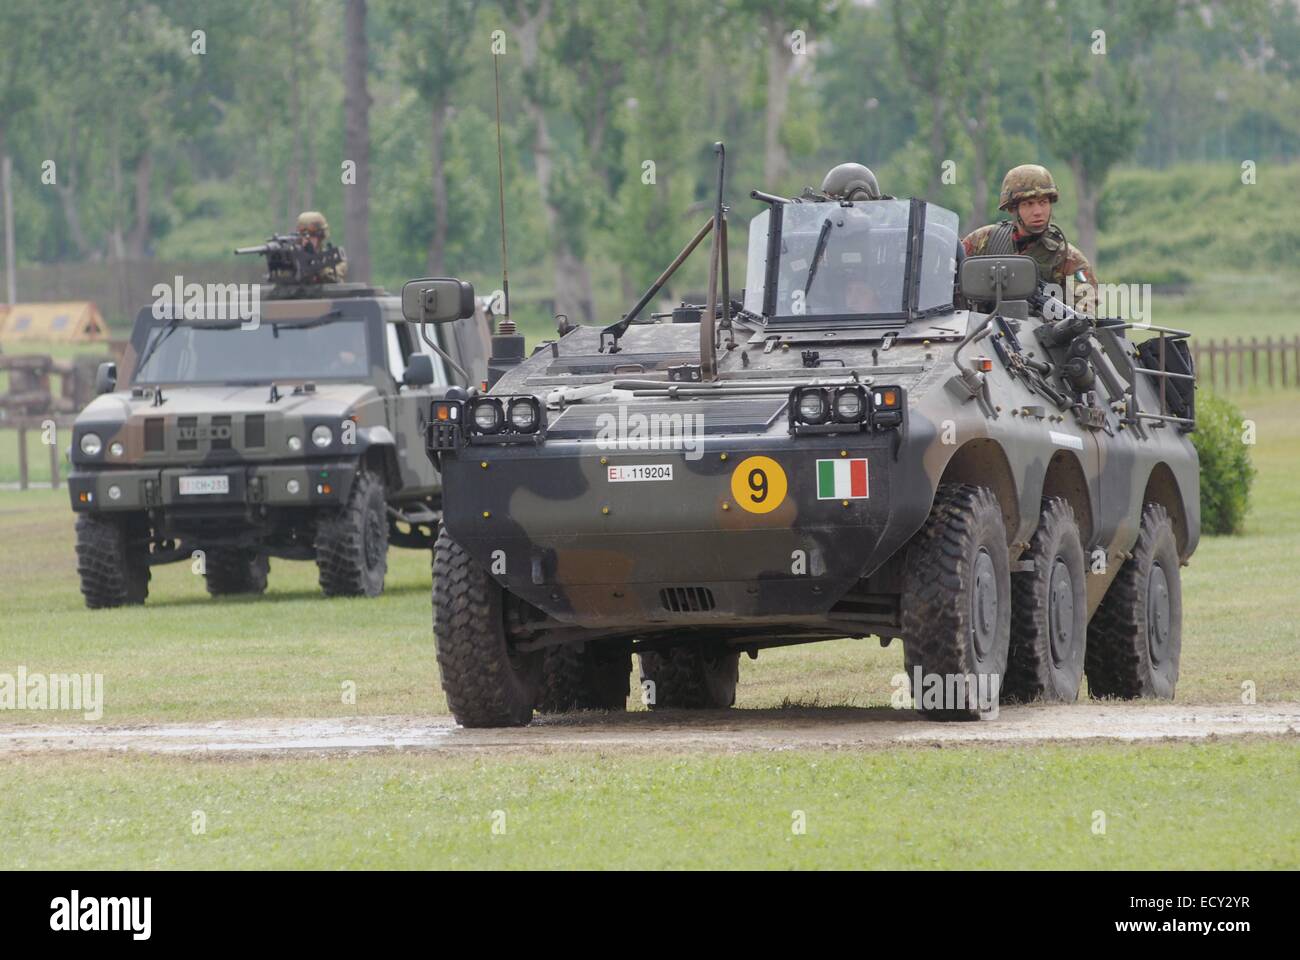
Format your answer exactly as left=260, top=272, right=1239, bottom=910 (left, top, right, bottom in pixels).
left=493, top=52, right=512, bottom=333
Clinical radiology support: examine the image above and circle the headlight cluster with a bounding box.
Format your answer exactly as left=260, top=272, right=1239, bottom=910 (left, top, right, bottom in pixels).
left=788, top=384, right=903, bottom=434
left=79, top=432, right=103, bottom=456
left=428, top=395, right=546, bottom=451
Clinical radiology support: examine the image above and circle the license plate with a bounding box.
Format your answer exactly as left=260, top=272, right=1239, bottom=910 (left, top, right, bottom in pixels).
left=606, top=464, right=673, bottom=483
left=179, top=475, right=230, bottom=496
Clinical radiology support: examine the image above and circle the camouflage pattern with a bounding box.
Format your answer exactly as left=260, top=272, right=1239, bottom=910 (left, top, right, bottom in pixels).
left=69, top=289, right=489, bottom=584
left=292, top=210, right=347, bottom=284
left=963, top=222, right=1099, bottom=314
left=998, top=163, right=1059, bottom=210
left=428, top=199, right=1198, bottom=648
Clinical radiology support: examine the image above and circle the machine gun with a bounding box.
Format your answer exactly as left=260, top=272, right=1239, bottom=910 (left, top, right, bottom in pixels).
left=235, top=234, right=344, bottom=285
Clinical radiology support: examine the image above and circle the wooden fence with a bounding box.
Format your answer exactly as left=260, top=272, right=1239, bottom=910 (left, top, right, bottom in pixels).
left=1192, top=335, right=1300, bottom=392
left=1, top=416, right=74, bottom=489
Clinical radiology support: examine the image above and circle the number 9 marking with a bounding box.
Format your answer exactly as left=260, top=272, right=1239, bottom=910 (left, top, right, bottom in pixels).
left=729, top=456, right=787, bottom=514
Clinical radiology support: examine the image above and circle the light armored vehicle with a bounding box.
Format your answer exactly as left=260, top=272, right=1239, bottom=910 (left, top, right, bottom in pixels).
left=404, top=150, right=1198, bottom=726
left=69, top=281, right=489, bottom=607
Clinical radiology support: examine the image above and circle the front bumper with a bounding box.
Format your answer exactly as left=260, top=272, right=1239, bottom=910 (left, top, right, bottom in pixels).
left=440, top=433, right=934, bottom=627
left=68, top=460, right=358, bottom=513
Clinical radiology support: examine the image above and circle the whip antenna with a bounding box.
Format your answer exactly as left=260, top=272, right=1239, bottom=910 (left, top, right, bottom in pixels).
left=493, top=53, right=512, bottom=332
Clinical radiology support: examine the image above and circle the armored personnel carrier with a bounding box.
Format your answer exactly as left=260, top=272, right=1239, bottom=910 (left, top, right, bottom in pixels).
left=68, top=280, right=488, bottom=607
left=404, top=151, right=1198, bottom=726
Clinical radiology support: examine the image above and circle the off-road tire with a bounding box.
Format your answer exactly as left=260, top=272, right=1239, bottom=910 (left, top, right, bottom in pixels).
left=900, top=483, right=1010, bottom=720
left=316, top=468, right=388, bottom=597
left=75, top=513, right=150, bottom=608
left=433, top=527, right=541, bottom=727
left=1086, top=503, right=1182, bottom=699
left=638, top=647, right=740, bottom=710
left=537, top=644, right=632, bottom=713
left=203, top=548, right=269, bottom=597
left=1005, top=497, right=1087, bottom=702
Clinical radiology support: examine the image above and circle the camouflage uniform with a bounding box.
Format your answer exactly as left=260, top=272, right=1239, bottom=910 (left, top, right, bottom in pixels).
left=293, top=210, right=348, bottom=284
left=962, top=165, right=1097, bottom=314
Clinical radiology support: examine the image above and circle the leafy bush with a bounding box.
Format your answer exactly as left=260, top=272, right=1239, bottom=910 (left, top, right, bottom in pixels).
left=1192, top=392, right=1256, bottom=535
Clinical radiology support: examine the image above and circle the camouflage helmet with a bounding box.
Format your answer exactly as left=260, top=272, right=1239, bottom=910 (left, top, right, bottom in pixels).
left=820, top=163, right=882, bottom=202
left=998, top=164, right=1059, bottom=211
left=296, top=210, right=330, bottom=240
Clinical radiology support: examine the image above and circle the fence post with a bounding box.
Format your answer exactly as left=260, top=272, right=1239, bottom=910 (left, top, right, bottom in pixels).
left=48, top=430, right=60, bottom=488
left=1266, top=336, right=1274, bottom=389
left=17, top=425, right=28, bottom=490
left=1208, top=339, right=1217, bottom=390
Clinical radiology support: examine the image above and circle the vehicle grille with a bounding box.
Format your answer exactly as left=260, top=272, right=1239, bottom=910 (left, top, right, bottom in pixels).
left=211, top=415, right=232, bottom=450
left=245, top=414, right=265, bottom=448
left=177, top=416, right=198, bottom=451
left=659, top=586, right=716, bottom=613
left=144, top=418, right=164, bottom=452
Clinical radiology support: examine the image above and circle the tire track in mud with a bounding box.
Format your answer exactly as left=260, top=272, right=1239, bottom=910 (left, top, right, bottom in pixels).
left=1, top=702, right=1297, bottom=756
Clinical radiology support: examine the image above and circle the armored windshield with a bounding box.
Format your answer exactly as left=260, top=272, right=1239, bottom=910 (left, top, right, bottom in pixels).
left=131, top=316, right=371, bottom=384
left=743, top=199, right=959, bottom=324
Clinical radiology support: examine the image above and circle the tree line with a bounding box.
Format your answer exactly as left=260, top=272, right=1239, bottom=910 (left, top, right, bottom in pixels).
left=0, top=0, right=1294, bottom=322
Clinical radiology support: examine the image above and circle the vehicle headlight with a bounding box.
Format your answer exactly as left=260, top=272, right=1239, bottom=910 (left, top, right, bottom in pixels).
left=109, top=441, right=125, bottom=458
left=796, top=390, right=828, bottom=424
left=80, top=432, right=103, bottom=456
left=311, top=425, right=333, bottom=448
left=833, top=387, right=865, bottom=422
left=471, top=399, right=504, bottom=434
left=287, top=435, right=303, bottom=452
left=508, top=398, right=539, bottom=433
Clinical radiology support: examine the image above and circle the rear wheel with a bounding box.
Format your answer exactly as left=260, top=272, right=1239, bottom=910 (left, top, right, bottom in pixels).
left=1086, top=503, right=1182, bottom=699
left=316, top=468, right=388, bottom=597
left=203, top=548, right=269, bottom=597
left=1005, top=498, right=1087, bottom=702
left=75, top=513, right=150, bottom=608
left=900, top=484, right=1010, bottom=720
left=638, top=647, right=739, bottom=710
left=433, top=527, right=542, bottom=727
left=537, top=644, right=632, bottom=713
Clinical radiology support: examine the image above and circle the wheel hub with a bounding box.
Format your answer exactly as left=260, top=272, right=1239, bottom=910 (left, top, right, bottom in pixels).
left=1147, top=563, right=1171, bottom=666
left=971, top=547, right=998, bottom=661
left=1048, top=557, right=1075, bottom=667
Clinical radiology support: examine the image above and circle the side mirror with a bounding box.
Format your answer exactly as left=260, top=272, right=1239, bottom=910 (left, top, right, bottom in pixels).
left=403, top=353, right=435, bottom=387
left=95, top=362, right=117, bottom=395
left=959, top=255, right=1039, bottom=304
left=401, top=278, right=476, bottom=324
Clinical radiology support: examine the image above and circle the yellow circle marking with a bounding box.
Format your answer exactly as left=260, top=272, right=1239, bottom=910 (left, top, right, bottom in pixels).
left=730, top=456, right=787, bottom=514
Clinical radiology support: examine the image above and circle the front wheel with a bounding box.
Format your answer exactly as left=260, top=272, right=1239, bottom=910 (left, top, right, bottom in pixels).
left=433, top=527, right=541, bottom=727
left=75, top=513, right=150, bottom=608
left=900, top=484, right=1010, bottom=720
left=315, top=468, right=388, bottom=597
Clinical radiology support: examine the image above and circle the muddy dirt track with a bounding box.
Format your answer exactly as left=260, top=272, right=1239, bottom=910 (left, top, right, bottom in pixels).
left=1, top=702, right=1297, bottom=756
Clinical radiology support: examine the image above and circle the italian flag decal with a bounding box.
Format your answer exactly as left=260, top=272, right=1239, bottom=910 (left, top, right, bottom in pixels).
left=817, top=458, right=869, bottom=500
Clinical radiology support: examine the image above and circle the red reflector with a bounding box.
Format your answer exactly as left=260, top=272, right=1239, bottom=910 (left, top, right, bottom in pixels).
left=978, top=358, right=993, bottom=373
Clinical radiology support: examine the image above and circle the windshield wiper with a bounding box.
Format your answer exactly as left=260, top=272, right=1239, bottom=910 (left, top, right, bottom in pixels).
left=803, top=217, right=834, bottom=298
left=133, top=318, right=180, bottom=381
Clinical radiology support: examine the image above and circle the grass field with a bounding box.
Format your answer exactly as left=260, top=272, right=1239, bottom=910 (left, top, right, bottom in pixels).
left=0, top=394, right=1297, bottom=722
left=1, top=360, right=1296, bottom=871
left=1, top=740, right=1295, bottom=869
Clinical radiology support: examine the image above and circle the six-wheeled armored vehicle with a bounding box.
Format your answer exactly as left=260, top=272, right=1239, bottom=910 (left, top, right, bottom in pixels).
left=68, top=281, right=490, bottom=607
left=403, top=157, right=1199, bottom=726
